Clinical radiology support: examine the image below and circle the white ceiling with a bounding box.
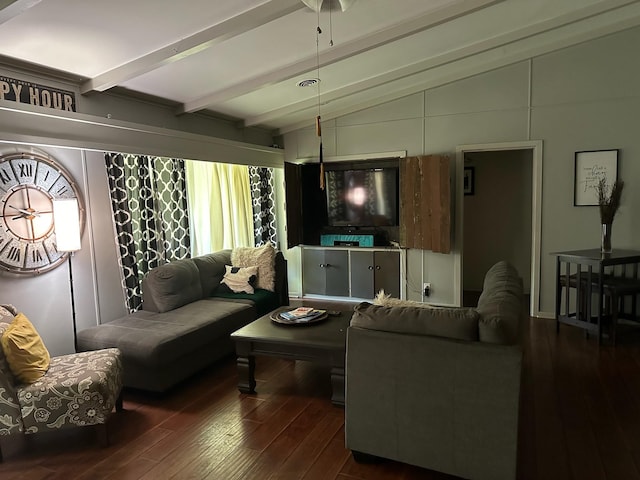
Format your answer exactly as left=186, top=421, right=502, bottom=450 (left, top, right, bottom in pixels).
left=0, top=0, right=639, bottom=135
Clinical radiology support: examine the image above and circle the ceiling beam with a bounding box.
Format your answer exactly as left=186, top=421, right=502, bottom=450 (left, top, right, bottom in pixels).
left=0, top=99, right=284, bottom=167
left=0, top=0, right=41, bottom=25
left=80, top=0, right=305, bottom=94
left=246, top=0, right=640, bottom=127
left=178, top=0, right=505, bottom=114
left=277, top=1, right=640, bottom=134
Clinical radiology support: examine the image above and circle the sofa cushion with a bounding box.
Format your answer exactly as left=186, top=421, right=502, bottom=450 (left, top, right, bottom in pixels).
left=1, top=313, right=51, bottom=383
left=220, top=265, right=258, bottom=294
left=77, top=299, right=255, bottom=367
left=476, top=261, right=523, bottom=345
left=143, top=258, right=203, bottom=313
left=17, top=348, right=122, bottom=432
left=192, top=250, right=232, bottom=296
left=231, top=243, right=276, bottom=291
left=351, top=302, right=479, bottom=341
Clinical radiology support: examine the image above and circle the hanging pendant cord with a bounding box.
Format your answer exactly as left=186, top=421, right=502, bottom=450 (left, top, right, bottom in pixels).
left=315, top=8, right=322, bottom=124
left=315, top=6, right=325, bottom=189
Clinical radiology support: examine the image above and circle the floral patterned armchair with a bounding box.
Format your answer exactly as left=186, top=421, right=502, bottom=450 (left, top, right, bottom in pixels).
left=0, top=317, right=123, bottom=461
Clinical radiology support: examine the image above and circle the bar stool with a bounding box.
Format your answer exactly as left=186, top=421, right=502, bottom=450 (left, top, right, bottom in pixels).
left=559, top=272, right=640, bottom=345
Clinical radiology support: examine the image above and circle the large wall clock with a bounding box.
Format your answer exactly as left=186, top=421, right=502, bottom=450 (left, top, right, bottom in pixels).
left=0, top=152, right=84, bottom=274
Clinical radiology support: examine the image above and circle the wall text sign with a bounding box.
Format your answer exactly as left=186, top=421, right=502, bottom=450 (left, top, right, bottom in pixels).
left=0, top=75, right=76, bottom=112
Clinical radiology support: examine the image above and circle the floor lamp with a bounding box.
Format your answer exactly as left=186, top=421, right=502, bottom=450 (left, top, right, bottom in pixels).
left=52, top=198, right=82, bottom=352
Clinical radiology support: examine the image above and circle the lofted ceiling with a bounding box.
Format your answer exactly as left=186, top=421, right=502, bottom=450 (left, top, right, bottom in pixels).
left=0, top=0, right=639, bottom=136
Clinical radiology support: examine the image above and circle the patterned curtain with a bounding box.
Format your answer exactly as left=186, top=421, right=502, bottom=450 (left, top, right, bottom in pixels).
left=249, top=166, right=277, bottom=247
left=105, top=153, right=190, bottom=312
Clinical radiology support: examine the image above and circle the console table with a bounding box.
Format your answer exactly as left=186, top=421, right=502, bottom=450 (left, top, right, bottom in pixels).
left=554, top=249, right=640, bottom=344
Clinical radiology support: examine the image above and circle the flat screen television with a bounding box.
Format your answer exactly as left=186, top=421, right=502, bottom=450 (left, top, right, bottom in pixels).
left=324, top=167, right=398, bottom=227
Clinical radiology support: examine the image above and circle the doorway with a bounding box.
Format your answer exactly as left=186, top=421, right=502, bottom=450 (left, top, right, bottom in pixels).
left=455, top=141, right=543, bottom=317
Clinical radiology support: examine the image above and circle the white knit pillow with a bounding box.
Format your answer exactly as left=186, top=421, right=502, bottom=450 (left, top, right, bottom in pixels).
left=231, top=244, right=276, bottom=291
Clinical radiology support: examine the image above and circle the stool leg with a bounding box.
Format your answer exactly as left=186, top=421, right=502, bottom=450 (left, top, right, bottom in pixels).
left=612, top=293, right=619, bottom=346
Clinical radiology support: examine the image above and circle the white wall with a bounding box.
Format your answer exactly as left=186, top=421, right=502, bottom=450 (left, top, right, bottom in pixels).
left=284, top=26, right=640, bottom=314
left=0, top=145, right=119, bottom=356
left=2, top=24, right=640, bottom=356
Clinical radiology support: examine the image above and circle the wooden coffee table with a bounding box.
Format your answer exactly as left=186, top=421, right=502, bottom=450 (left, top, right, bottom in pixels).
left=230, top=307, right=352, bottom=406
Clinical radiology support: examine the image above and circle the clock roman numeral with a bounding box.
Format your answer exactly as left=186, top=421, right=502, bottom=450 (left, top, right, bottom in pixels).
left=18, top=163, right=33, bottom=178
left=7, top=246, right=20, bottom=262
left=32, top=248, right=42, bottom=262
left=56, top=185, right=69, bottom=195
left=0, top=169, right=10, bottom=185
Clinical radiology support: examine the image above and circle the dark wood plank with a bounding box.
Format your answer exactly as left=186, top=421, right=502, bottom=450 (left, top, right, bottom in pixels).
left=3, top=311, right=640, bottom=480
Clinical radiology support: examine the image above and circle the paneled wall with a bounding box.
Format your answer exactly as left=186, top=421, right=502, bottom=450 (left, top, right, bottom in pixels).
left=284, top=26, right=640, bottom=314
left=0, top=145, right=125, bottom=356
left=2, top=24, right=640, bottom=358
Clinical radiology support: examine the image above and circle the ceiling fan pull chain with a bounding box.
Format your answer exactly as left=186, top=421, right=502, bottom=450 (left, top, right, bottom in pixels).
left=329, top=1, right=334, bottom=46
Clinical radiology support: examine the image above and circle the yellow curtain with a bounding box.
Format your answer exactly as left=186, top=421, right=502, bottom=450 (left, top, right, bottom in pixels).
left=186, top=161, right=254, bottom=255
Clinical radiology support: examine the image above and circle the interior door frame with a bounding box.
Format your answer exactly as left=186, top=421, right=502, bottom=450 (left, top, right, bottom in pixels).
left=454, top=140, right=543, bottom=317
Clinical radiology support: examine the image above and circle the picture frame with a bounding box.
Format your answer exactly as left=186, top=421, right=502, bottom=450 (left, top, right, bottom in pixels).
left=574, top=149, right=618, bottom=206
left=463, top=166, right=475, bottom=196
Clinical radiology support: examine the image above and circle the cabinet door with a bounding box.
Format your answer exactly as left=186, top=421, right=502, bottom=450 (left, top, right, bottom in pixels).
left=350, top=250, right=375, bottom=299
left=325, top=250, right=349, bottom=297
left=303, top=249, right=326, bottom=295
left=374, top=251, right=400, bottom=298
left=284, top=162, right=303, bottom=248
left=400, top=155, right=450, bottom=253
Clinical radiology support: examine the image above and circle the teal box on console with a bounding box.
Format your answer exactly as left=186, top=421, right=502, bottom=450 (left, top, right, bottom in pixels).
left=320, top=234, right=374, bottom=247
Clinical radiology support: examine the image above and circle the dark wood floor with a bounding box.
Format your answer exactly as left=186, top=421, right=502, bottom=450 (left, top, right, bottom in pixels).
left=3, top=310, right=640, bottom=479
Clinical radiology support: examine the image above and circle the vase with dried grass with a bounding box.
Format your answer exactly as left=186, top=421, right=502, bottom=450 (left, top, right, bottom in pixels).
left=596, top=177, right=624, bottom=253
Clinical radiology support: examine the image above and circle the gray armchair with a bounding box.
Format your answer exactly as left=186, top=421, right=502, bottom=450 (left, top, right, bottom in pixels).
left=345, top=261, right=524, bottom=480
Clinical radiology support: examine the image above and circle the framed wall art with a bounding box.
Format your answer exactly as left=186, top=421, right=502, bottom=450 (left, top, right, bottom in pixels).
left=574, top=149, right=618, bottom=206
left=463, top=166, right=475, bottom=196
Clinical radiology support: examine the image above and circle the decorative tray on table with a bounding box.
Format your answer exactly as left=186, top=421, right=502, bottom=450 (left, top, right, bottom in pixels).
left=271, top=307, right=328, bottom=325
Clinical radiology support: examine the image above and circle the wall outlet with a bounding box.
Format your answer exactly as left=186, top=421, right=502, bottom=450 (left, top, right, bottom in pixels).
left=423, top=283, right=431, bottom=297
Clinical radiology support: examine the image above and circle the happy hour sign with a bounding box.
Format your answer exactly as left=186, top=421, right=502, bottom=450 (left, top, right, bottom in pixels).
left=574, top=150, right=618, bottom=206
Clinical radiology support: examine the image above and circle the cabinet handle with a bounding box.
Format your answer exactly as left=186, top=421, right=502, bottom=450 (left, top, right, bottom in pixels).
left=368, top=265, right=374, bottom=270
left=319, top=263, right=331, bottom=268
left=376, top=265, right=381, bottom=270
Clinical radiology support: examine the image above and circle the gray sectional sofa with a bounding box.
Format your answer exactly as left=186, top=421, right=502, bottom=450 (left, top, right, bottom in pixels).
left=77, top=249, right=288, bottom=392
left=345, top=260, right=523, bottom=480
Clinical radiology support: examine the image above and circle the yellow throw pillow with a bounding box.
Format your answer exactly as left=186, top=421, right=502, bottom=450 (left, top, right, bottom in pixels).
left=1, top=312, right=50, bottom=383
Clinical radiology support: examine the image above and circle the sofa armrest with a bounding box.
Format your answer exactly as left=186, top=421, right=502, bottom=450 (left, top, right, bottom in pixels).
left=0, top=322, right=25, bottom=435
left=274, top=251, right=289, bottom=306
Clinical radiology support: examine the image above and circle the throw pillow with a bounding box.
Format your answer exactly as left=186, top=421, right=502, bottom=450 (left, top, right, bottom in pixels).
left=231, top=243, right=276, bottom=291
left=220, top=265, right=259, bottom=294
left=351, top=302, right=479, bottom=341
left=1, top=312, right=51, bottom=383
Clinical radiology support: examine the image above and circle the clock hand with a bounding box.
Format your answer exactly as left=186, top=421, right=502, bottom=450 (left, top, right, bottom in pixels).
left=8, top=204, right=41, bottom=217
